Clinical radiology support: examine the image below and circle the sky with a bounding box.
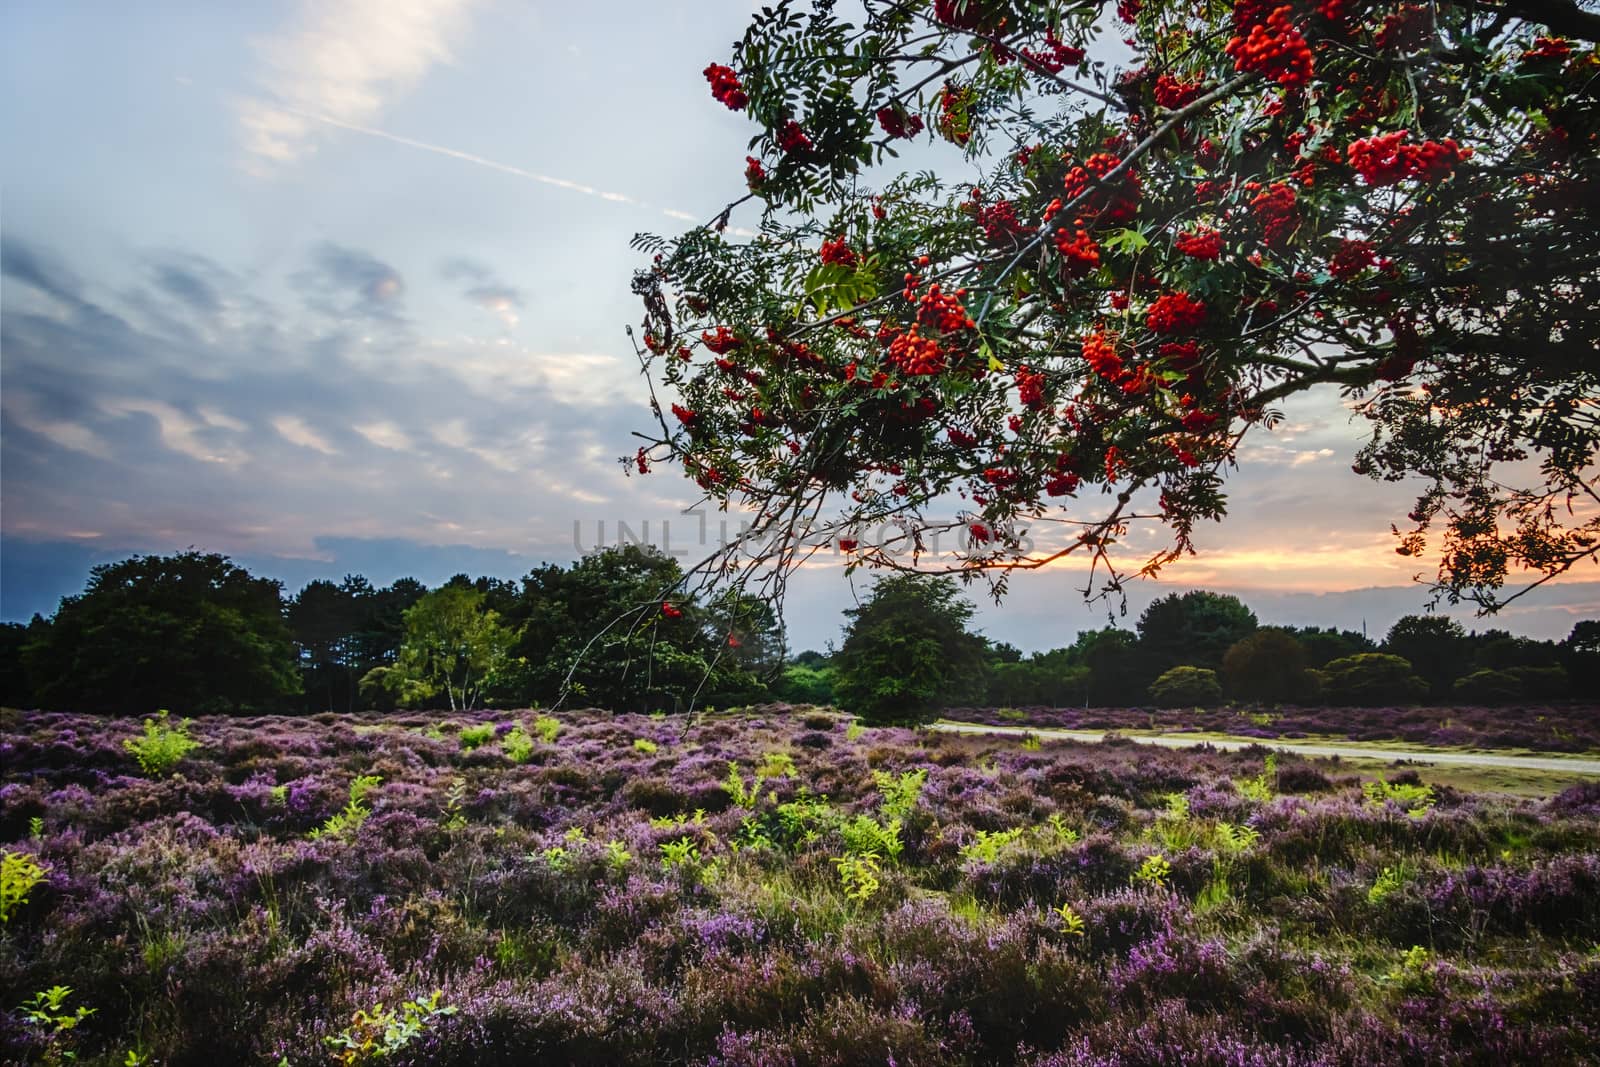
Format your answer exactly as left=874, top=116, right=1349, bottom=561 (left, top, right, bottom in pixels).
left=2, top=0, right=1596, bottom=652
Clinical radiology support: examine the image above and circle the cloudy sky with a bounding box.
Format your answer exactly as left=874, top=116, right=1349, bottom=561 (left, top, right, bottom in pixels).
left=3, top=0, right=1595, bottom=650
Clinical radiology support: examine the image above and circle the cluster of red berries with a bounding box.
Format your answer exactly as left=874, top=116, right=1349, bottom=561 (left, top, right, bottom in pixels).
left=914, top=283, right=976, bottom=334
left=1328, top=238, right=1376, bottom=279
left=1316, top=0, right=1350, bottom=26
left=1062, top=153, right=1141, bottom=224
left=1225, top=6, right=1314, bottom=89
left=635, top=447, right=651, bottom=474
left=937, top=84, right=973, bottom=146
left=1153, top=73, right=1205, bottom=109
left=1083, top=331, right=1124, bottom=381
left=876, top=106, right=925, bottom=139
left=744, top=156, right=767, bottom=190
left=777, top=120, right=812, bottom=154
left=983, top=467, right=1019, bottom=489
left=1016, top=366, right=1047, bottom=409
left=820, top=236, right=859, bottom=268
left=1248, top=181, right=1298, bottom=244
left=974, top=198, right=1033, bottom=243
left=1146, top=291, right=1207, bottom=334
left=1104, top=445, right=1127, bottom=482
left=1175, top=228, right=1223, bottom=259
left=702, top=326, right=741, bottom=354
left=1052, top=228, right=1102, bottom=275
left=1521, top=36, right=1572, bottom=61
left=1020, top=31, right=1086, bottom=74
left=969, top=522, right=993, bottom=544
left=703, top=64, right=747, bottom=110
left=933, top=0, right=1001, bottom=31
left=1045, top=471, right=1081, bottom=496
left=661, top=601, right=683, bottom=619
left=1348, top=132, right=1470, bottom=185
left=885, top=326, right=947, bottom=377
left=1159, top=340, right=1202, bottom=376
left=948, top=428, right=979, bottom=449
left=671, top=403, right=699, bottom=427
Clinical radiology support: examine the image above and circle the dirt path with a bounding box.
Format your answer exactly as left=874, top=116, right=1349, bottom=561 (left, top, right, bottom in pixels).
left=930, top=720, right=1600, bottom=776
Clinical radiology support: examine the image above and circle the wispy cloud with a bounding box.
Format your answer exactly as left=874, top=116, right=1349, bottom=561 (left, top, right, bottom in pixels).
left=271, top=414, right=339, bottom=455
left=239, top=0, right=477, bottom=167
left=273, top=107, right=727, bottom=229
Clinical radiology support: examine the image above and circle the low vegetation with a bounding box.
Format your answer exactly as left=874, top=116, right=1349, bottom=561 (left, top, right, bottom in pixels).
left=3, top=707, right=1598, bottom=1064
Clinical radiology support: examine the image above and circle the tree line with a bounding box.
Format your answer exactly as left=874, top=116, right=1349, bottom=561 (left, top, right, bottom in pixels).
left=780, top=579, right=1600, bottom=722
left=0, top=547, right=779, bottom=716
left=0, top=549, right=1595, bottom=719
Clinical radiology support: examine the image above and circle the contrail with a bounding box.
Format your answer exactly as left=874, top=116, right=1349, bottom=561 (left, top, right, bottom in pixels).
left=277, top=105, right=725, bottom=229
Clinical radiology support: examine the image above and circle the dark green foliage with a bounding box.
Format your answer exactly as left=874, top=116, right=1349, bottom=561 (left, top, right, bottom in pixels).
left=1452, top=669, right=1525, bottom=704
left=1288, top=627, right=1378, bottom=669
left=1137, top=592, right=1258, bottom=676
left=20, top=551, right=299, bottom=715
left=1383, top=615, right=1469, bottom=698
left=986, top=656, right=1090, bottom=707
left=1472, top=633, right=1560, bottom=671
left=832, top=575, right=987, bottom=723
left=511, top=545, right=777, bottom=713
left=772, top=663, right=838, bottom=705
left=1453, top=666, right=1569, bottom=703
left=1561, top=620, right=1600, bottom=700
left=1078, top=628, right=1144, bottom=706
left=1147, top=666, right=1223, bottom=708
left=1222, top=629, right=1314, bottom=704
left=0, top=621, right=35, bottom=707
left=1320, top=653, right=1429, bottom=706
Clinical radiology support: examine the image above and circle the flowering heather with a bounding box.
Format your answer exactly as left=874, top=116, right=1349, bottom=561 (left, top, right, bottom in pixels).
left=2, top=706, right=1597, bottom=1064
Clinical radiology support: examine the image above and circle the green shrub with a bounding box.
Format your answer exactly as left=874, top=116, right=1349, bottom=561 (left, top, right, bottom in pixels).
left=1132, top=852, right=1172, bottom=888
left=533, top=714, right=561, bottom=743
left=310, top=775, right=382, bottom=840
left=458, top=723, right=496, bottom=750
left=1221, top=628, right=1315, bottom=703
left=1363, top=778, right=1436, bottom=818
left=833, top=852, right=882, bottom=903
left=773, top=663, right=837, bottom=705
left=326, top=990, right=456, bottom=1065
left=1453, top=666, right=1569, bottom=702
left=722, top=762, right=768, bottom=809
left=1147, top=666, right=1222, bottom=708
left=840, top=814, right=903, bottom=862
left=123, top=710, right=199, bottom=776
left=960, top=826, right=1028, bottom=865
left=502, top=724, right=535, bottom=763
left=1320, top=653, right=1429, bottom=705
left=1236, top=755, right=1278, bottom=803
left=633, top=738, right=659, bottom=754
left=19, top=985, right=95, bottom=1066
left=871, top=768, right=926, bottom=820
left=2, top=849, right=49, bottom=923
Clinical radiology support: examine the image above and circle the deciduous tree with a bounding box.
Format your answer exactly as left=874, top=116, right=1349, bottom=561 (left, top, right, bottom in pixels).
left=833, top=574, right=989, bottom=722
left=22, top=551, right=299, bottom=715
left=362, top=586, right=518, bottom=712
left=631, top=0, right=1599, bottom=616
